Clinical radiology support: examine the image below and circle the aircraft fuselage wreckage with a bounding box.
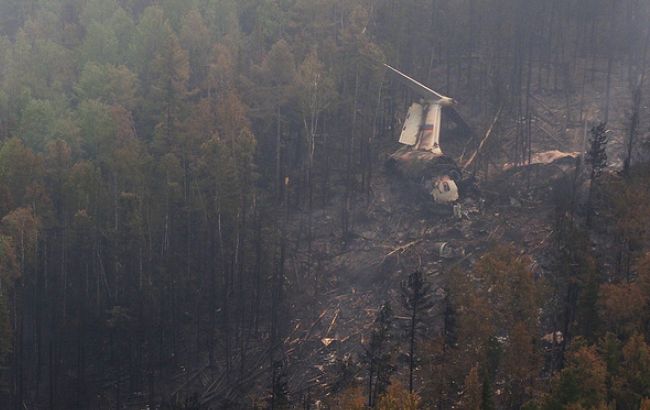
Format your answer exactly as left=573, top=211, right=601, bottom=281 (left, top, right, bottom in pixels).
left=385, top=64, right=469, bottom=206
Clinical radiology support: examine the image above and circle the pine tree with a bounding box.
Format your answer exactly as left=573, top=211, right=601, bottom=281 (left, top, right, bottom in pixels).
left=614, top=333, right=650, bottom=408
left=401, top=271, right=433, bottom=393
left=546, top=344, right=607, bottom=409
left=599, top=282, right=646, bottom=337
left=150, top=28, right=190, bottom=149
left=502, top=322, right=539, bottom=408
left=75, top=62, right=139, bottom=110
left=366, top=303, right=395, bottom=407
left=179, top=8, right=211, bottom=90
left=376, top=380, right=420, bottom=410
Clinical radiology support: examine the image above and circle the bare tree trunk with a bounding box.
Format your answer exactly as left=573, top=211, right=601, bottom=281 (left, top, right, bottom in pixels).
left=343, top=64, right=360, bottom=241
left=276, top=108, right=283, bottom=202
left=408, top=299, right=417, bottom=394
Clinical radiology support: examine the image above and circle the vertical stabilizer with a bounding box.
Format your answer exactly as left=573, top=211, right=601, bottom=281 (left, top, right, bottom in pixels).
left=416, top=103, right=442, bottom=155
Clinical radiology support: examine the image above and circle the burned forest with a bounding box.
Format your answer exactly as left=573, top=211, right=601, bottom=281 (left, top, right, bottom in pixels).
left=2, top=0, right=650, bottom=409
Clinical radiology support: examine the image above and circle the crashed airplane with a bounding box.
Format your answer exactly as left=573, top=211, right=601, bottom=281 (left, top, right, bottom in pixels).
left=384, top=64, right=470, bottom=205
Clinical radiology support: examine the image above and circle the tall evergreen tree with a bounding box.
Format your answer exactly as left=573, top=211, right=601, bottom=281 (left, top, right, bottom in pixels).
left=401, top=271, right=433, bottom=393
left=365, top=303, right=395, bottom=407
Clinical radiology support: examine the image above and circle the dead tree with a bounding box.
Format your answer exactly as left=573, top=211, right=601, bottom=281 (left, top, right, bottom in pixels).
left=270, top=360, right=289, bottom=410
left=623, top=78, right=643, bottom=176
left=585, top=122, right=608, bottom=227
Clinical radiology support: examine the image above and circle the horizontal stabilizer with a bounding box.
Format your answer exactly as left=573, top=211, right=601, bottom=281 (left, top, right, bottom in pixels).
left=384, top=64, right=453, bottom=103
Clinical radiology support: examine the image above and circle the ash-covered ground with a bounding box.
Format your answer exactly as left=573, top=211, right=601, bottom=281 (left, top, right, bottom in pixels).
left=280, top=160, right=566, bottom=402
